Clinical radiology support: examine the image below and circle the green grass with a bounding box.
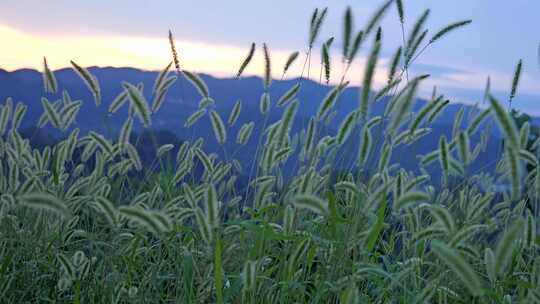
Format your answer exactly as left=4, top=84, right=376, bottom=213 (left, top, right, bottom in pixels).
left=0, top=1, right=539, bottom=303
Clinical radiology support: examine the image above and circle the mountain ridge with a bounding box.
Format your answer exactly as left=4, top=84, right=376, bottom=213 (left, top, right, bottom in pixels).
left=0, top=66, right=507, bottom=180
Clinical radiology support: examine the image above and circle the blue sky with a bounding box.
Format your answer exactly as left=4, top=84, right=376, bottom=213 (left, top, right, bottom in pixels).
left=1, top=0, right=539, bottom=113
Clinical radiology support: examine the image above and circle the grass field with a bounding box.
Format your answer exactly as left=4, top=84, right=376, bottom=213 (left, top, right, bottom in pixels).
left=1, top=0, right=539, bottom=303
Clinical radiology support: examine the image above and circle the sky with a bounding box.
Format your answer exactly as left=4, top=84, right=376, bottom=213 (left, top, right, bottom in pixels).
left=1, top=0, right=540, bottom=113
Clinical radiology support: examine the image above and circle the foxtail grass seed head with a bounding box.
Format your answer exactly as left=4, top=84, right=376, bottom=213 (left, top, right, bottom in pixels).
left=118, top=118, right=133, bottom=149
left=237, top=43, right=256, bottom=78
left=168, top=30, right=181, bottom=74
left=194, top=207, right=213, bottom=244
left=204, top=184, right=219, bottom=228
left=358, top=126, right=372, bottom=166
left=152, top=76, right=176, bottom=113
left=123, top=82, right=151, bottom=127
left=431, top=241, right=484, bottom=296
left=57, top=253, right=75, bottom=279
left=119, top=206, right=170, bottom=235
left=489, top=95, right=519, bottom=148
left=259, top=92, right=270, bottom=115
left=93, top=196, right=118, bottom=226
left=42, top=57, right=58, bottom=94
left=11, top=102, right=27, bottom=131
left=506, top=147, right=522, bottom=200
left=322, top=42, right=331, bottom=84
left=242, top=260, right=257, bottom=292
left=309, top=8, right=328, bottom=48
left=0, top=99, right=12, bottom=136
left=318, top=86, right=343, bottom=119
left=510, top=59, right=523, bottom=102
left=348, top=30, right=364, bottom=63
left=396, top=0, right=405, bottom=23
left=20, top=193, right=70, bottom=218
left=409, top=95, right=443, bottom=135
left=41, top=97, right=62, bottom=129
left=125, top=143, right=142, bottom=171
left=89, top=131, right=113, bottom=157
left=467, top=108, right=491, bottom=136
left=277, top=84, right=300, bottom=107
left=337, top=111, right=357, bottom=145
left=427, top=99, right=450, bottom=123
left=237, top=122, right=255, bottom=145
left=283, top=51, right=299, bottom=78
left=185, top=109, right=207, bottom=128
left=292, top=194, right=329, bottom=216
left=364, top=0, right=394, bottom=36
left=228, top=100, right=242, bottom=126
left=183, top=70, right=209, bottom=98
left=70, top=60, right=101, bottom=106
left=405, top=29, right=428, bottom=65
left=109, top=90, right=128, bottom=114
left=304, top=118, right=316, bottom=156
left=152, top=61, right=173, bottom=95
left=457, top=132, right=470, bottom=165
left=157, top=144, right=174, bottom=158
left=439, top=136, right=450, bottom=180
left=209, top=110, right=227, bottom=145
left=395, top=191, right=430, bottom=211
left=277, top=100, right=299, bottom=146
left=406, top=10, right=430, bottom=57
left=343, top=7, right=353, bottom=60
left=389, top=77, right=421, bottom=134
left=283, top=205, right=295, bottom=235
left=430, top=20, right=472, bottom=44
left=263, top=43, right=272, bottom=90
left=495, top=219, right=524, bottom=276
left=388, top=47, right=402, bottom=83
left=359, top=34, right=381, bottom=121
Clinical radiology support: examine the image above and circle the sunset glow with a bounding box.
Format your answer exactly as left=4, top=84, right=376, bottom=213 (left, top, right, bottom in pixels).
left=0, top=22, right=394, bottom=90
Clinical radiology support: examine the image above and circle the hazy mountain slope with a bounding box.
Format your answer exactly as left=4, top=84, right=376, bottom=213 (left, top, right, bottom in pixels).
left=0, top=66, right=504, bottom=178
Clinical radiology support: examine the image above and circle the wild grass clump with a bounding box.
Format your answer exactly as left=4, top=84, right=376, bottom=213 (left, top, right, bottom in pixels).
left=0, top=1, right=539, bottom=303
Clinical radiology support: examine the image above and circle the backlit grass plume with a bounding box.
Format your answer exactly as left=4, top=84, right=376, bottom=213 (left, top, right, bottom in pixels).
left=119, top=206, right=171, bottom=235
left=343, top=7, right=353, bottom=61
left=359, top=30, right=381, bottom=121
left=429, top=20, right=472, bottom=44
left=123, top=82, right=151, bottom=127
left=19, top=193, right=70, bottom=218
left=42, top=57, right=58, bottom=94
left=277, top=84, right=300, bottom=107
left=405, top=9, right=430, bottom=64
left=309, top=8, right=328, bottom=49
left=237, top=43, right=256, bottom=78
left=364, top=0, right=394, bottom=36
left=228, top=100, right=242, bottom=126
left=431, top=241, right=484, bottom=296
left=152, top=61, right=173, bottom=95
left=70, top=60, right=101, bottom=106
left=209, top=110, right=227, bottom=145
left=263, top=43, right=272, bottom=90
left=292, top=194, right=329, bottom=216
left=168, top=30, right=181, bottom=74
left=396, top=0, right=405, bottom=24
left=282, top=51, right=299, bottom=78
left=510, top=59, right=523, bottom=103
left=183, top=70, right=209, bottom=98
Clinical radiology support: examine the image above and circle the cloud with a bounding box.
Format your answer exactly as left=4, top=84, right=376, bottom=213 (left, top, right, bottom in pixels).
left=408, top=63, right=470, bottom=78
left=0, top=23, right=321, bottom=79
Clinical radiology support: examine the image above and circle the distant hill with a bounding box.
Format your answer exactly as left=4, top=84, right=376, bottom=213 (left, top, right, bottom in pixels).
left=0, top=66, right=505, bottom=181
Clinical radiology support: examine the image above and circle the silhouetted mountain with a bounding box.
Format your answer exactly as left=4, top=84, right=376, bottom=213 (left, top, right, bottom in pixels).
left=0, top=66, right=505, bottom=180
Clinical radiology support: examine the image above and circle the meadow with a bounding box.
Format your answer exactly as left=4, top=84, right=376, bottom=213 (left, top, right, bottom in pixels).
left=1, top=0, right=539, bottom=303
